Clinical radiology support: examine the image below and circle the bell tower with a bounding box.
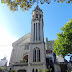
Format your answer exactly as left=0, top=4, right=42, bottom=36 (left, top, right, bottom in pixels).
left=30, top=5, right=44, bottom=43
left=28, top=5, right=46, bottom=72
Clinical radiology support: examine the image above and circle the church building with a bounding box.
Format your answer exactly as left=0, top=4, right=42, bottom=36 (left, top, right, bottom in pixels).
left=9, top=5, right=67, bottom=72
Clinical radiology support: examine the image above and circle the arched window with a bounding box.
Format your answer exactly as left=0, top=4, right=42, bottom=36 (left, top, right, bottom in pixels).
left=36, top=23, right=37, bottom=41
left=40, top=14, right=41, bottom=18
left=36, top=14, right=38, bottom=18
left=35, top=49, right=36, bottom=62
left=33, top=49, right=36, bottom=62
left=36, top=69, right=38, bottom=72
left=39, top=23, right=40, bottom=41
left=33, top=49, right=35, bottom=62
left=37, top=49, right=39, bottom=62
left=37, top=48, right=40, bottom=62
left=33, top=48, right=40, bottom=62
left=32, top=69, right=34, bottom=72
left=39, top=50, right=40, bottom=62
left=34, top=23, right=35, bottom=41
left=25, top=44, right=29, bottom=50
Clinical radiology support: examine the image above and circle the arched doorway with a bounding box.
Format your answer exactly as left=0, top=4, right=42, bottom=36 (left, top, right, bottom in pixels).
left=23, top=55, right=28, bottom=62
left=18, top=70, right=26, bottom=72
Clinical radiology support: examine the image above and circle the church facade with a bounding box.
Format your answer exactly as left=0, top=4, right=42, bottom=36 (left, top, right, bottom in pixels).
left=9, top=5, right=67, bottom=72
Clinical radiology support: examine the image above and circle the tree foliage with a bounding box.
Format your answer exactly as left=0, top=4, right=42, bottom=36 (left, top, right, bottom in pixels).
left=53, top=19, right=72, bottom=58
left=38, top=69, right=42, bottom=72
left=10, top=70, right=16, bottom=72
left=1, top=0, right=72, bottom=11
left=19, top=59, right=27, bottom=62
left=44, top=69, right=49, bottom=72
left=44, top=68, right=52, bottom=72
left=0, top=67, right=6, bottom=72
left=38, top=68, right=52, bottom=72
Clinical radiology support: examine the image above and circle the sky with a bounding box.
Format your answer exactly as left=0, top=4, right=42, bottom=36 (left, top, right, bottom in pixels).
left=0, top=0, right=72, bottom=65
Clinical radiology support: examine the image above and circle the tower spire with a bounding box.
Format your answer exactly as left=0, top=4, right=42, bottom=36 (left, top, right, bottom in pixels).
left=31, top=5, right=44, bottom=43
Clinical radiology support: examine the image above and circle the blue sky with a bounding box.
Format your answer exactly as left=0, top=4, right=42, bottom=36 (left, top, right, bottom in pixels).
left=0, top=1, right=72, bottom=64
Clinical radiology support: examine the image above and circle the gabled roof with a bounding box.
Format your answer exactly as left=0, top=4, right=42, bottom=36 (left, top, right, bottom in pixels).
left=12, top=33, right=31, bottom=46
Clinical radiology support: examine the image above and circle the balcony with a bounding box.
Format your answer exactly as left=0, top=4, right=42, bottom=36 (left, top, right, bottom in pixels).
left=13, top=62, right=28, bottom=66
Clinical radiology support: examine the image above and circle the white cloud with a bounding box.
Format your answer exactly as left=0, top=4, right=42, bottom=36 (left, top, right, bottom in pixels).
left=0, top=25, right=18, bottom=65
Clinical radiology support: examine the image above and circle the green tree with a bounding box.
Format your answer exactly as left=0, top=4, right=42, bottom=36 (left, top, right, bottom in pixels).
left=1, top=0, right=72, bottom=11
left=38, top=68, right=52, bottom=72
left=44, top=69, right=49, bottom=72
left=53, top=19, right=72, bottom=58
left=0, top=67, right=7, bottom=72
left=50, top=68, right=52, bottom=72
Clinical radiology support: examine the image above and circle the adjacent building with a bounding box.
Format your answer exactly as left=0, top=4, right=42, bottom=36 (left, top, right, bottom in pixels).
left=0, top=57, right=7, bottom=67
